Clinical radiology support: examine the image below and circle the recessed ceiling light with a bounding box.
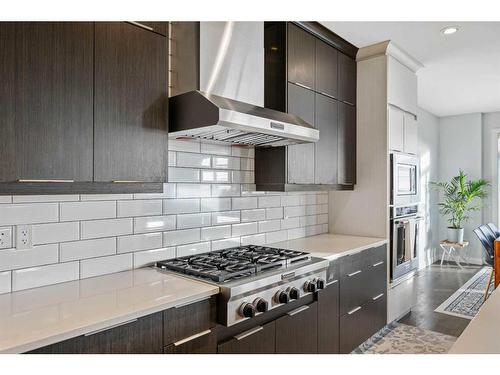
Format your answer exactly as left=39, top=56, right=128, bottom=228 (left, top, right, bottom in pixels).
left=441, top=26, right=459, bottom=35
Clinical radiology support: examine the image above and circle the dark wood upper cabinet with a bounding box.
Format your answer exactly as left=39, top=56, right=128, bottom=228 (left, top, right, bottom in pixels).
left=338, top=52, right=357, bottom=105
left=287, top=23, right=315, bottom=90
left=315, top=39, right=338, bottom=98
left=314, top=93, right=338, bottom=185
left=338, top=102, right=356, bottom=185
left=94, top=22, right=168, bottom=182
left=134, top=22, right=168, bottom=36
left=0, top=22, right=94, bottom=182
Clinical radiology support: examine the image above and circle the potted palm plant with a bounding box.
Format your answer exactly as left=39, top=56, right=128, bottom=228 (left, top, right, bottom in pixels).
left=432, top=170, right=489, bottom=243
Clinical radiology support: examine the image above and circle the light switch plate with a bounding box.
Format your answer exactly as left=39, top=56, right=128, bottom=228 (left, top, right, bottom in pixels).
left=0, top=227, right=13, bottom=249
left=16, top=225, right=32, bottom=250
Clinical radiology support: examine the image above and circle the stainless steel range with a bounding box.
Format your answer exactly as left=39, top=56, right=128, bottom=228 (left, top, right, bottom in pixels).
left=157, top=245, right=328, bottom=327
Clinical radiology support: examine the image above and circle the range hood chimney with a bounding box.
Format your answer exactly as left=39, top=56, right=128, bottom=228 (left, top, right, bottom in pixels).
left=169, top=22, right=319, bottom=147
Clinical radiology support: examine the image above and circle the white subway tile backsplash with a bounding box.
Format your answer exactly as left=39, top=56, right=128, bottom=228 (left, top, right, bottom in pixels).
left=168, top=139, right=200, bottom=153
left=211, top=237, right=240, bottom=251
left=212, top=184, right=240, bottom=197
left=0, top=271, right=11, bottom=294
left=176, top=184, right=211, bottom=198
left=240, top=233, right=265, bottom=246
left=0, top=244, right=59, bottom=271
left=60, top=238, right=116, bottom=262
left=12, top=262, right=79, bottom=291
left=265, top=230, right=287, bottom=244
left=80, top=253, right=133, bottom=279
left=258, top=220, right=281, bottom=233
left=13, top=195, right=79, bottom=203
left=317, top=194, right=328, bottom=205
left=82, top=218, right=133, bottom=239
left=232, top=222, right=258, bottom=237
left=134, top=216, right=175, bottom=234
left=231, top=146, right=254, bottom=158
left=168, top=151, right=177, bottom=166
left=60, top=201, right=116, bottom=221
left=32, top=222, right=80, bottom=245
left=212, top=156, right=239, bottom=170
left=281, top=217, right=300, bottom=230
left=258, top=196, right=281, bottom=208
left=176, top=242, right=211, bottom=257
left=305, top=205, right=318, bottom=215
left=288, top=227, right=306, bottom=240
left=0, top=203, right=59, bottom=226
left=117, top=200, right=162, bottom=217
left=240, top=158, right=254, bottom=171
left=299, top=215, right=317, bottom=227
left=231, top=197, right=257, bottom=210
left=177, top=152, right=211, bottom=168
left=168, top=167, right=200, bottom=183
left=212, top=211, right=240, bottom=225
left=265, top=207, right=283, bottom=220
left=284, top=206, right=306, bottom=218
left=281, top=195, right=301, bottom=207
left=317, top=214, right=329, bottom=225
left=163, top=198, right=200, bottom=215
left=201, top=170, right=231, bottom=183
left=117, top=233, right=162, bottom=254
left=231, top=171, right=254, bottom=184
left=133, top=247, right=175, bottom=268
left=318, top=204, right=329, bottom=214
left=241, top=209, right=266, bottom=222
left=200, top=142, right=232, bottom=156
left=177, top=213, right=211, bottom=229
left=163, top=228, right=200, bottom=247
left=81, top=194, right=133, bottom=201
left=201, top=225, right=231, bottom=241
left=133, top=184, right=176, bottom=199
left=200, top=198, right=231, bottom=212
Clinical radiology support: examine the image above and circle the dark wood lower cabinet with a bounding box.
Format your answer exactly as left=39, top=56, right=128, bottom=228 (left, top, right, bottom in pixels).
left=218, top=322, right=276, bottom=354
left=164, top=330, right=217, bottom=354
left=317, top=282, right=340, bottom=354
left=275, top=302, right=318, bottom=354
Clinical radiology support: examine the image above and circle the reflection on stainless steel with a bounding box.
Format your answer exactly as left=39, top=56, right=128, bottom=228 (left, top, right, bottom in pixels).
left=205, top=22, right=234, bottom=96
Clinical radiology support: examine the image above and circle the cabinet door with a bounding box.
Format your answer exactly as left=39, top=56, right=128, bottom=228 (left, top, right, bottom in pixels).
left=218, top=322, right=276, bottom=354
left=134, top=21, right=168, bottom=36
left=388, top=106, right=404, bottom=152
left=338, top=102, right=356, bottom=185
left=338, top=52, right=356, bottom=105
left=315, top=39, right=338, bottom=98
left=387, top=56, right=417, bottom=115
left=275, top=302, right=318, bottom=354
left=287, top=23, right=315, bottom=90
left=94, top=22, right=168, bottom=182
left=318, top=282, right=340, bottom=354
left=403, top=112, right=418, bottom=155
left=163, top=330, right=216, bottom=354
left=287, top=83, right=315, bottom=184
left=314, top=93, right=338, bottom=184
left=0, top=22, right=93, bottom=182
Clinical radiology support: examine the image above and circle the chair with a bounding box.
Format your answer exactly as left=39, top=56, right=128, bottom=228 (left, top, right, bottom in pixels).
left=473, top=224, right=497, bottom=301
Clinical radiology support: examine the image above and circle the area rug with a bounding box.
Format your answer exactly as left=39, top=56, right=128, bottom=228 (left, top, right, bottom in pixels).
left=352, top=322, right=456, bottom=354
left=434, top=266, right=494, bottom=320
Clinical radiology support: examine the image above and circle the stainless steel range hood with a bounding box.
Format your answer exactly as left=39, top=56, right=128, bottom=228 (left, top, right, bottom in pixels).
left=169, top=22, right=319, bottom=147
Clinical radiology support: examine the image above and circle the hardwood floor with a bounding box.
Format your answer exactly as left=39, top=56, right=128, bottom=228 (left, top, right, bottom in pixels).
left=399, top=262, right=481, bottom=337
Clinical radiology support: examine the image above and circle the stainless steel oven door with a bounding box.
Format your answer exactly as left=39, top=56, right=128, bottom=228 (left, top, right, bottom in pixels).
left=391, top=153, right=420, bottom=206
left=391, top=215, right=422, bottom=281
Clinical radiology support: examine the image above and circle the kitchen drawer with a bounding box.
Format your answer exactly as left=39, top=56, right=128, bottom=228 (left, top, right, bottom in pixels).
left=163, top=296, right=217, bottom=345
left=326, top=259, right=340, bottom=284
left=317, top=282, right=340, bottom=354
left=339, top=267, right=370, bottom=315
left=163, top=329, right=216, bottom=354
left=275, top=302, right=318, bottom=354
left=218, top=321, right=276, bottom=354
left=366, top=258, right=387, bottom=301
left=365, top=245, right=387, bottom=267
left=339, top=251, right=365, bottom=278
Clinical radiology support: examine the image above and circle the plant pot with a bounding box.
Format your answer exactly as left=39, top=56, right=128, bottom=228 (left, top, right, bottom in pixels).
left=448, top=227, right=464, bottom=243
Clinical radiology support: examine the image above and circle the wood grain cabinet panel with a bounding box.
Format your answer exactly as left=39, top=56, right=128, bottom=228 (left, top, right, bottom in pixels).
left=164, top=330, right=217, bottom=354
left=338, top=52, right=356, bottom=105
left=338, top=102, right=356, bottom=185
left=94, top=22, right=168, bottom=182
left=275, top=302, right=318, bottom=354
left=314, top=93, right=338, bottom=184
left=315, top=39, right=338, bottom=98
left=218, top=322, right=276, bottom=354
left=318, top=282, right=340, bottom=353
left=0, top=22, right=94, bottom=182
left=287, top=23, right=315, bottom=90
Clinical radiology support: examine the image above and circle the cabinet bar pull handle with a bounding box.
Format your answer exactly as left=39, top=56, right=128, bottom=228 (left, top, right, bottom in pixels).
left=347, top=270, right=362, bottom=277
left=372, top=293, right=384, bottom=301
left=342, top=100, right=355, bottom=106
left=372, top=261, right=384, bottom=267
left=287, top=305, right=310, bottom=316
left=292, top=82, right=313, bottom=91
left=326, top=279, right=339, bottom=286
left=173, top=329, right=211, bottom=346
left=127, top=21, right=154, bottom=31
left=174, top=296, right=210, bottom=309
left=84, top=318, right=138, bottom=336
left=18, top=179, right=74, bottom=183
left=347, top=306, right=362, bottom=315
left=319, top=91, right=337, bottom=100
left=113, top=180, right=141, bottom=183
left=235, top=326, right=263, bottom=341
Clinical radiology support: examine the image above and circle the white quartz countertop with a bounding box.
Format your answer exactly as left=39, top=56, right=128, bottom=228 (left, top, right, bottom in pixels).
left=272, top=233, right=388, bottom=260
left=449, top=286, right=500, bottom=354
left=0, top=267, right=219, bottom=354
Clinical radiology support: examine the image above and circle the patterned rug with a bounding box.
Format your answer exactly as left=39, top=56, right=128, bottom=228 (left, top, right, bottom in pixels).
left=353, top=322, right=456, bottom=354
left=434, top=267, right=494, bottom=319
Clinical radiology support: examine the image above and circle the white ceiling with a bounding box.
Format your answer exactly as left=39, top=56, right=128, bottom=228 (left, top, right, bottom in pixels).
left=321, top=22, right=500, bottom=117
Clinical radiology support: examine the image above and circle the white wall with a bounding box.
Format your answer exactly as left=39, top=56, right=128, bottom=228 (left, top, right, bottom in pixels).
left=417, top=108, right=440, bottom=269
left=438, top=113, right=483, bottom=263
left=482, top=112, right=500, bottom=226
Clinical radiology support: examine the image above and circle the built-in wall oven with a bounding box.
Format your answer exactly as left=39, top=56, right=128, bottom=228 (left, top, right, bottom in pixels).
left=391, top=153, right=420, bottom=206
left=390, top=205, right=422, bottom=281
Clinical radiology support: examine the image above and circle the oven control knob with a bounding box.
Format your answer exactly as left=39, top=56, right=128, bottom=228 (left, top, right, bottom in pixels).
left=288, top=287, right=300, bottom=300
left=315, top=278, right=326, bottom=290
left=253, top=298, right=269, bottom=313
left=275, top=290, right=290, bottom=304
left=239, top=302, right=256, bottom=318
left=304, top=280, right=317, bottom=293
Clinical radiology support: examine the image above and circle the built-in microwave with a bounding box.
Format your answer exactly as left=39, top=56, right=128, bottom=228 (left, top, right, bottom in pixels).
left=391, top=152, right=420, bottom=206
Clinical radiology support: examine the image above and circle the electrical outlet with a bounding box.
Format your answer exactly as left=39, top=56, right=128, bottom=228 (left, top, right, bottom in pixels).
left=16, top=225, right=32, bottom=250
left=0, top=227, right=13, bottom=249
